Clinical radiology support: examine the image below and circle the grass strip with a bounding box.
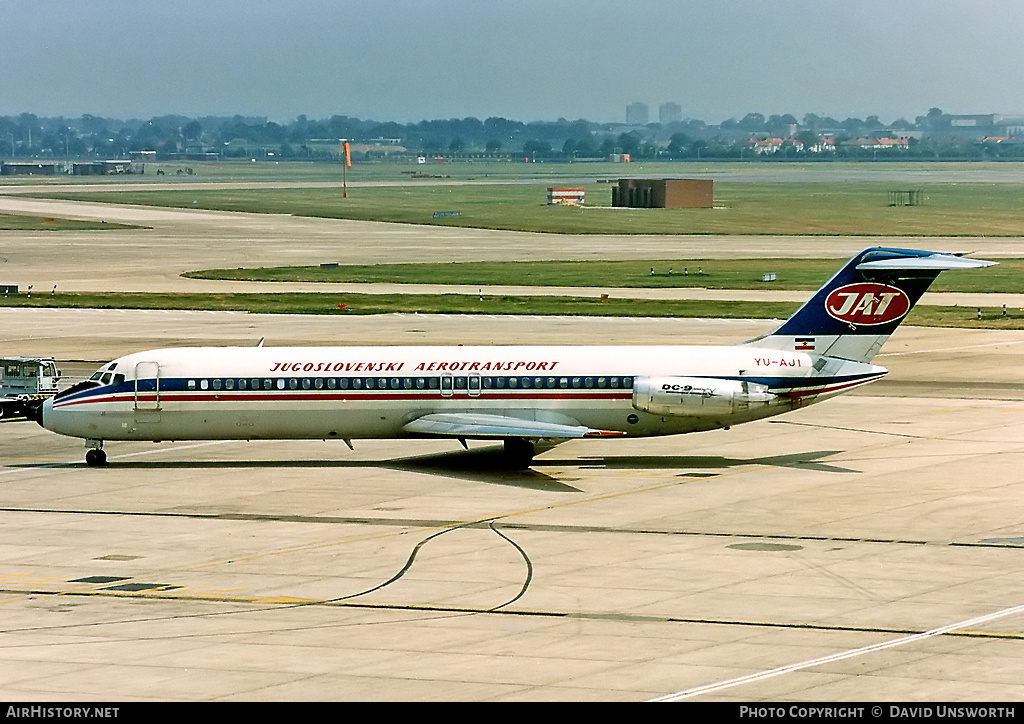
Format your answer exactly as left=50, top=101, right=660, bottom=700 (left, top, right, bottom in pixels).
left=185, top=257, right=1017, bottom=293
left=1, top=291, right=1022, bottom=328
left=27, top=180, right=1024, bottom=236
left=0, top=213, right=140, bottom=231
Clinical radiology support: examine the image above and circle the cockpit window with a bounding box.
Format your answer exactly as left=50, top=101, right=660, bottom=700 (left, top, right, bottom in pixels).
left=91, top=361, right=119, bottom=381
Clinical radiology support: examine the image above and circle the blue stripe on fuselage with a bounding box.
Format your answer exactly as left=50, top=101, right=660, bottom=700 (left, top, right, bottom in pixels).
left=53, top=371, right=884, bottom=408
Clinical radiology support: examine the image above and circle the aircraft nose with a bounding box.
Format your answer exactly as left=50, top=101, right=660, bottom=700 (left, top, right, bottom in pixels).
left=24, top=399, right=45, bottom=425
left=35, top=397, right=53, bottom=428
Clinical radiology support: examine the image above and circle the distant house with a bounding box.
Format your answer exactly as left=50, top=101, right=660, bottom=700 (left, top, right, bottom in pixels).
left=846, top=137, right=910, bottom=150
left=809, top=136, right=836, bottom=153
left=877, top=137, right=910, bottom=149
left=748, top=138, right=804, bottom=154
left=750, top=138, right=784, bottom=154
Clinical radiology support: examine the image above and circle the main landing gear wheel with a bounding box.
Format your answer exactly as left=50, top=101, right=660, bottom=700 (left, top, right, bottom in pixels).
left=85, top=448, right=107, bottom=467
left=502, top=438, right=536, bottom=469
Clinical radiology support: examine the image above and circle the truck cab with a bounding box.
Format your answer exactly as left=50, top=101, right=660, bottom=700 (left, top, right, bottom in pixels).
left=0, top=357, right=60, bottom=418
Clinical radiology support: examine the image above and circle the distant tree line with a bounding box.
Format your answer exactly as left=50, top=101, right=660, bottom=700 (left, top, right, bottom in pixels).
left=2, top=108, right=1023, bottom=162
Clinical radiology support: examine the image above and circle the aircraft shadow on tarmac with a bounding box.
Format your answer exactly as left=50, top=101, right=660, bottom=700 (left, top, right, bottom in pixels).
left=32, top=447, right=573, bottom=491
left=552, top=450, right=860, bottom=475
left=38, top=446, right=856, bottom=489
left=386, top=447, right=578, bottom=491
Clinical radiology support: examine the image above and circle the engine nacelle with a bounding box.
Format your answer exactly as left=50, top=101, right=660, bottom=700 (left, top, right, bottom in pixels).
left=632, top=376, right=775, bottom=417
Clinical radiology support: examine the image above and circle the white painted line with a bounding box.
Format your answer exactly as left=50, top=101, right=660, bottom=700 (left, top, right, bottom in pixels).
left=108, top=439, right=234, bottom=460
left=649, top=601, right=1024, bottom=701
left=878, top=339, right=1024, bottom=357
left=0, top=440, right=233, bottom=478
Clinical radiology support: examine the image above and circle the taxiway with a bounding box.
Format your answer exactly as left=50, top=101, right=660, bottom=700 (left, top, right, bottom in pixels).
left=0, top=188, right=1023, bottom=701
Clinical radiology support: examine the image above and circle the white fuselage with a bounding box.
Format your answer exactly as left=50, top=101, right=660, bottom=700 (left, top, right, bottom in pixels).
left=42, top=345, right=886, bottom=444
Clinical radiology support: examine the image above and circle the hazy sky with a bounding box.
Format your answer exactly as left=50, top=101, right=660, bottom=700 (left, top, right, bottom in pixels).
left=3, top=0, right=1023, bottom=124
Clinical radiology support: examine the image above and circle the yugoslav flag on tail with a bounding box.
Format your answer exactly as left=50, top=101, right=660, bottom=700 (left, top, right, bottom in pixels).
left=746, top=247, right=996, bottom=363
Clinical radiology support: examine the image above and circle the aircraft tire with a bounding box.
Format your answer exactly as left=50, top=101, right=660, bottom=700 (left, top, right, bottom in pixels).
left=502, top=438, right=535, bottom=469
left=85, top=449, right=108, bottom=467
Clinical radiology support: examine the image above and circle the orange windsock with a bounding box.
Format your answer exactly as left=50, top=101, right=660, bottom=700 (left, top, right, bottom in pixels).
left=343, top=142, right=351, bottom=168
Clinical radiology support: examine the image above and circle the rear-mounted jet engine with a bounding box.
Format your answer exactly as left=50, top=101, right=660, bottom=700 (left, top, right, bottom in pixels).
left=632, top=377, right=774, bottom=417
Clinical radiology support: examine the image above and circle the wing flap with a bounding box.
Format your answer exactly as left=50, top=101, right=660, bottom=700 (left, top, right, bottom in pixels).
left=402, top=412, right=625, bottom=439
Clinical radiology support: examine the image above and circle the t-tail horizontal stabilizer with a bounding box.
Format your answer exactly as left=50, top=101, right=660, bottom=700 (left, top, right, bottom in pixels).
left=746, top=247, right=995, bottom=362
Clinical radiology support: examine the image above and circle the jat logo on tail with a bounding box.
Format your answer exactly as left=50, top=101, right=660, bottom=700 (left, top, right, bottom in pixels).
left=825, top=283, right=910, bottom=326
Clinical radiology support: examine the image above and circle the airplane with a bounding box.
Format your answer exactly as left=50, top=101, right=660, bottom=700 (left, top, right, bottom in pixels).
left=35, top=247, right=994, bottom=468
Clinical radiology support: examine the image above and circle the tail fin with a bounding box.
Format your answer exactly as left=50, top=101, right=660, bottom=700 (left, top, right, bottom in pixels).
left=746, top=247, right=995, bottom=362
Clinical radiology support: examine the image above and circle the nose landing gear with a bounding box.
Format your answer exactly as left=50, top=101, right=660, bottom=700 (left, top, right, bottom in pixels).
left=85, top=441, right=107, bottom=467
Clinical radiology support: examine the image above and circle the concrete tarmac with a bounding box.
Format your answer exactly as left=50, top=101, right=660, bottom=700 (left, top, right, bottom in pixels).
left=2, top=310, right=1024, bottom=701
left=1, top=190, right=1024, bottom=701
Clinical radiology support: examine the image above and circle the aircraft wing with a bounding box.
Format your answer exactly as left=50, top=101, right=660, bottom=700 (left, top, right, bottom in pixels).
left=402, top=412, right=626, bottom=439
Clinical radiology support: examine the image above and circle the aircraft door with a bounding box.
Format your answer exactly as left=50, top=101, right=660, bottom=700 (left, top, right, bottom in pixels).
left=440, top=373, right=453, bottom=397
left=467, top=374, right=481, bottom=397
left=134, top=360, right=162, bottom=421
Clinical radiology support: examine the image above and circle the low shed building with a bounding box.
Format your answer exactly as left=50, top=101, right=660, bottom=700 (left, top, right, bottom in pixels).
left=612, top=178, right=713, bottom=208
left=547, top=187, right=585, bottom=205
left=72, top=160, right=134, bottom=175
left=0, top=162, right=59, bottom=176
